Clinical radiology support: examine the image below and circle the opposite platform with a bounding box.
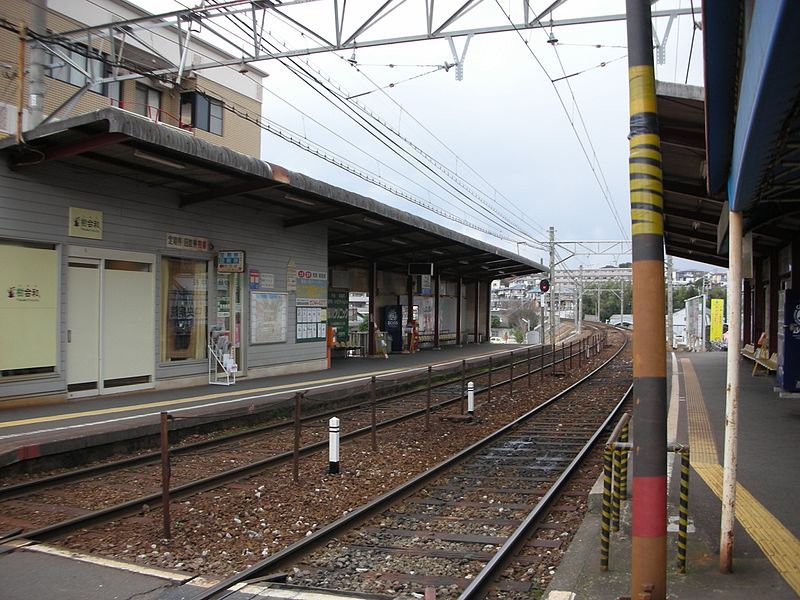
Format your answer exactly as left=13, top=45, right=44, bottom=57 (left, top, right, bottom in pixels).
left=546, top=350, right=799, bottom=599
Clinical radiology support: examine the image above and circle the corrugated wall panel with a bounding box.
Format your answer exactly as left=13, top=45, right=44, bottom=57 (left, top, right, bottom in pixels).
left=0, top=160, right=328, bottom=398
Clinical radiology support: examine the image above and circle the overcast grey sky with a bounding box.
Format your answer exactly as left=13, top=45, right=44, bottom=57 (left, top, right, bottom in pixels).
left=133, top=0, right=709, bottom=271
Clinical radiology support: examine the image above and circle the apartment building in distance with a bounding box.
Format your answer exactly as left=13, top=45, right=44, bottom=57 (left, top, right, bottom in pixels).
left=0, top=0, right=265, bottom=156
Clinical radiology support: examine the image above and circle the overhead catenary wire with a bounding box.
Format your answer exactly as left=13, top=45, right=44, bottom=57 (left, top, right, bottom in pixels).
left=38, top=0, right=528, bottom=243
left=493, top=0, right=630, bottom=240
left=204, top=0, right=545, bottom=246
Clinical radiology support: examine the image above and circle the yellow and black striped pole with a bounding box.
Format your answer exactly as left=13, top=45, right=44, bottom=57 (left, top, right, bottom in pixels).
left=620, top=421, right=630, bottom=501
left=626, top=1, right=668, bottom=597
left=612, top=447, right=622, bottom=531
left=601, top=446, right=613, bottom=571
left=678, top=447, right=690, bottom=573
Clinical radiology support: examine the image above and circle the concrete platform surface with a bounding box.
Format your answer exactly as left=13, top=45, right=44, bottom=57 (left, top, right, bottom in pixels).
left=546, top=351, right=800, bottom=599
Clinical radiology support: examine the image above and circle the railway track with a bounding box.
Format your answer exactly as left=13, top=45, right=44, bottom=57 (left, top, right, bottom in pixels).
left=0, top=330, right=609, bottom=544
left=191, top=332, right=630, bottom=600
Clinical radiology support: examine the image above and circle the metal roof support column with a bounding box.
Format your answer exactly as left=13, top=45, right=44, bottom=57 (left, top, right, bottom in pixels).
left=456, top=276, right=463, bottom=346
left=626, top=1, right=668, bottom=598
left=406, top=275, right=414, bottom=351
left=484, top=279, right=491, bottom=344
left=720, top=210, right=742, bottom=572
left=794, top=241, right=800, bottom=290
left=754, top=263, right=765, bottom=344
left=434, top=273, right=440, bottom=349
left=474, top=280, right=480, bottom=343
left=368, top=261, right=377, bottom=356
left=769, top=254, right=779, bottom=355
left=743, top=279, right=752, bottom=346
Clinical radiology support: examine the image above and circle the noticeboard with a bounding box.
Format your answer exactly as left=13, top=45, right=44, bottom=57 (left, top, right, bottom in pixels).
left=250, top=291, right=287, bottom=344
left=327, top=288, right=349, bottom=343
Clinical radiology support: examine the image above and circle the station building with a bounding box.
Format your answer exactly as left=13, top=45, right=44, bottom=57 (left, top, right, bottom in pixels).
left=0, top=1, right=544, bottom=403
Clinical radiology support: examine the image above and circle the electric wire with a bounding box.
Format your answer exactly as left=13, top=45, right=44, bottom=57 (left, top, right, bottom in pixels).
left=36, top=0, right=519, bottom=241
left=494, top=0, right=630, bottom=240
left=205, top=0, right=544, bottom=245
left=549, top=42, right=628, bottom=237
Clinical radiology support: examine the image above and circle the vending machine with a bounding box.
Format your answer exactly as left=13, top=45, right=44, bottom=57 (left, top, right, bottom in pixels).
left=777, top=289, right=800, bottom=393
left=382, top=305, right=405, bottom=353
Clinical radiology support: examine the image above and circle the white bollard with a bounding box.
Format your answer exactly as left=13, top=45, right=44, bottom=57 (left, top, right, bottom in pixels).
left=328, top=416, right=340, bottom=475
left=467, top=381, right=474, bottom=415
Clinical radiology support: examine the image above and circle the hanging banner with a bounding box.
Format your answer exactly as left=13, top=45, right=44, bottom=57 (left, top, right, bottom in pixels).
left=710, top=298, right=724, bottom=342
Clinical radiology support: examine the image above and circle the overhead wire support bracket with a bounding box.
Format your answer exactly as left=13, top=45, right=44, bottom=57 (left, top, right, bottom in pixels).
left=447, top=33, right=473, bottom=81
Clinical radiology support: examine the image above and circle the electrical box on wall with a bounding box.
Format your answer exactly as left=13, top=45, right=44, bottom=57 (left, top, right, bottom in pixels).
left=408, top=263, right=433, bottom=276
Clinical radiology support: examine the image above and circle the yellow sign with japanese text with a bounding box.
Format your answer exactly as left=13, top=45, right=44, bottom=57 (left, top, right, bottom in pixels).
left=69, top=207, right=103, bottom=240
left=710, top=298, right=724, bottom=342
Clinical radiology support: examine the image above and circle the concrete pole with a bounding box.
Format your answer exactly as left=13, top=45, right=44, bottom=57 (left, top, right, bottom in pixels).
left=720, top=211, right=743, bottom=572
left=549, top=226, right=556, bottom=345
left=28, top=0, right=47, bottom=128
left=626, top=1, right=668, bottom=597
left=667, top=256, right=674, bottom=347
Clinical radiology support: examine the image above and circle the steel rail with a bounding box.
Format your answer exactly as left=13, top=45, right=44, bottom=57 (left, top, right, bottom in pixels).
left=1, top=333, right=601, bottom=543
left=0, top=334, right=569, bottom=502
left=458, top=385, right=632, bottom=599
left=3, top=327, right=609, bottom=547
left=189, top=332, right=628, bottom=600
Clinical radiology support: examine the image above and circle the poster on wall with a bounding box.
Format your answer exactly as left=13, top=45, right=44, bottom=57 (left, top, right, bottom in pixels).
left=296, top=269, right=328, bottom=307
left=327, top=288, right=349, bottom=343
left=296, top=305, right=326, bottom=342
left=0, top=244, right=57, bottom=371
left=250, top=292, right=287, bottom=344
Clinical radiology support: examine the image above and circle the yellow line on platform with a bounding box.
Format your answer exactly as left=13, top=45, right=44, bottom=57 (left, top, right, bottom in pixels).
left=682, top=359, right=800, bottom=595
left=0, top=368, right=407, bottom=429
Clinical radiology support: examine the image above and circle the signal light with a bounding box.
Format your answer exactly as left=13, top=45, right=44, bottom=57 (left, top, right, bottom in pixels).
left=539, top=278, right=550, bottom=293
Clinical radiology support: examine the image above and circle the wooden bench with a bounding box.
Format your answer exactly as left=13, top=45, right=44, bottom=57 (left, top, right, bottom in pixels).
left=753, top=351, right=778, bottom=375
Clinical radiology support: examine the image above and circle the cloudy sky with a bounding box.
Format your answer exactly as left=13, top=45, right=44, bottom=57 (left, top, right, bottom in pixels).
left=131, top=0, right=707, bottom=271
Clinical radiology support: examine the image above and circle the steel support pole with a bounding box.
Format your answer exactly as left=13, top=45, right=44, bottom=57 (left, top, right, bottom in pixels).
left=549, top=227, right=556, bottom=348
left=368, top=262, right=377, bottom=356
left=626, top=1, right=667, bottom=596
left=667, top=256, right=674, bottom=348
left=28, top=0, right=47, bottom=128
left=720, top=210, right=743, bottom=573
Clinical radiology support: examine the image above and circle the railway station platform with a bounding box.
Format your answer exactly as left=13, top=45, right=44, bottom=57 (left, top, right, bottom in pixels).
left=546, top=350, right=800, bottom=599
left=0, top=338, right=562, bottom=472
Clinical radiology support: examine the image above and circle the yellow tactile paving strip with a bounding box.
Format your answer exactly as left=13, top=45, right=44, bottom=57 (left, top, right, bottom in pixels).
left=681, top=359, right=800, bottom=594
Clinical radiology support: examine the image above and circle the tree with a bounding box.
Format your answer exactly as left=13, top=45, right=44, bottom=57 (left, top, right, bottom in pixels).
left=582, top=281, right=632, bottom=323
left=491, top=314, right=502, bottom=329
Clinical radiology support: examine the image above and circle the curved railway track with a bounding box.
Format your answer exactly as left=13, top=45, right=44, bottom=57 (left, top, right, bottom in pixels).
left=192, top=332, right=631, bottom=600
left=0, top=329, right=610, bottom=545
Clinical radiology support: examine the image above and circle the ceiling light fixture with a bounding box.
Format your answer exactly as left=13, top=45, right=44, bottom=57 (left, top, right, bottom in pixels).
left=391, top=238, right=407, bottom=245
left=284, top=194, right=315, bottom=206
left=363, top=216, right=383, bottom=226
left=133, top=149, right=185, bottom=170
left=431, top=249, right=445, bottom=255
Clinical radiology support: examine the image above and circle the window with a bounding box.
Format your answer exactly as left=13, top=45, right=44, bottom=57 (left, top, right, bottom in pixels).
left=135, top=83, right=161, bottom=121
left=181, top=92, right=223, bottom=135
left=160, top=257, right=208, bottom=362
left=49, top=43, right=112, bottom=97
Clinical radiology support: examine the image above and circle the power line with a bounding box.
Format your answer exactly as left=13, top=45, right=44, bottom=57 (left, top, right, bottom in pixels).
left=493, top=0, right=630, bottom=240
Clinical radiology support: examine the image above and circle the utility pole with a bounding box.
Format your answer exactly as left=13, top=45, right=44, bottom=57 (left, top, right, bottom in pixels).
left=626, top=1, right=668, bottom=598
left=549, top=226, right=556, bottom=346
left=667, top=256, right=674, bottom=347
left=576, top=265, right=583, bottom=331
left=28, top=0, right=47, bottom=128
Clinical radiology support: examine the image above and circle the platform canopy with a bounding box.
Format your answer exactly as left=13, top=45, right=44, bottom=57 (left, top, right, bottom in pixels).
left=661, top=1, right=800, bottom=267
left=0, top=108, right=545, bottom=282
